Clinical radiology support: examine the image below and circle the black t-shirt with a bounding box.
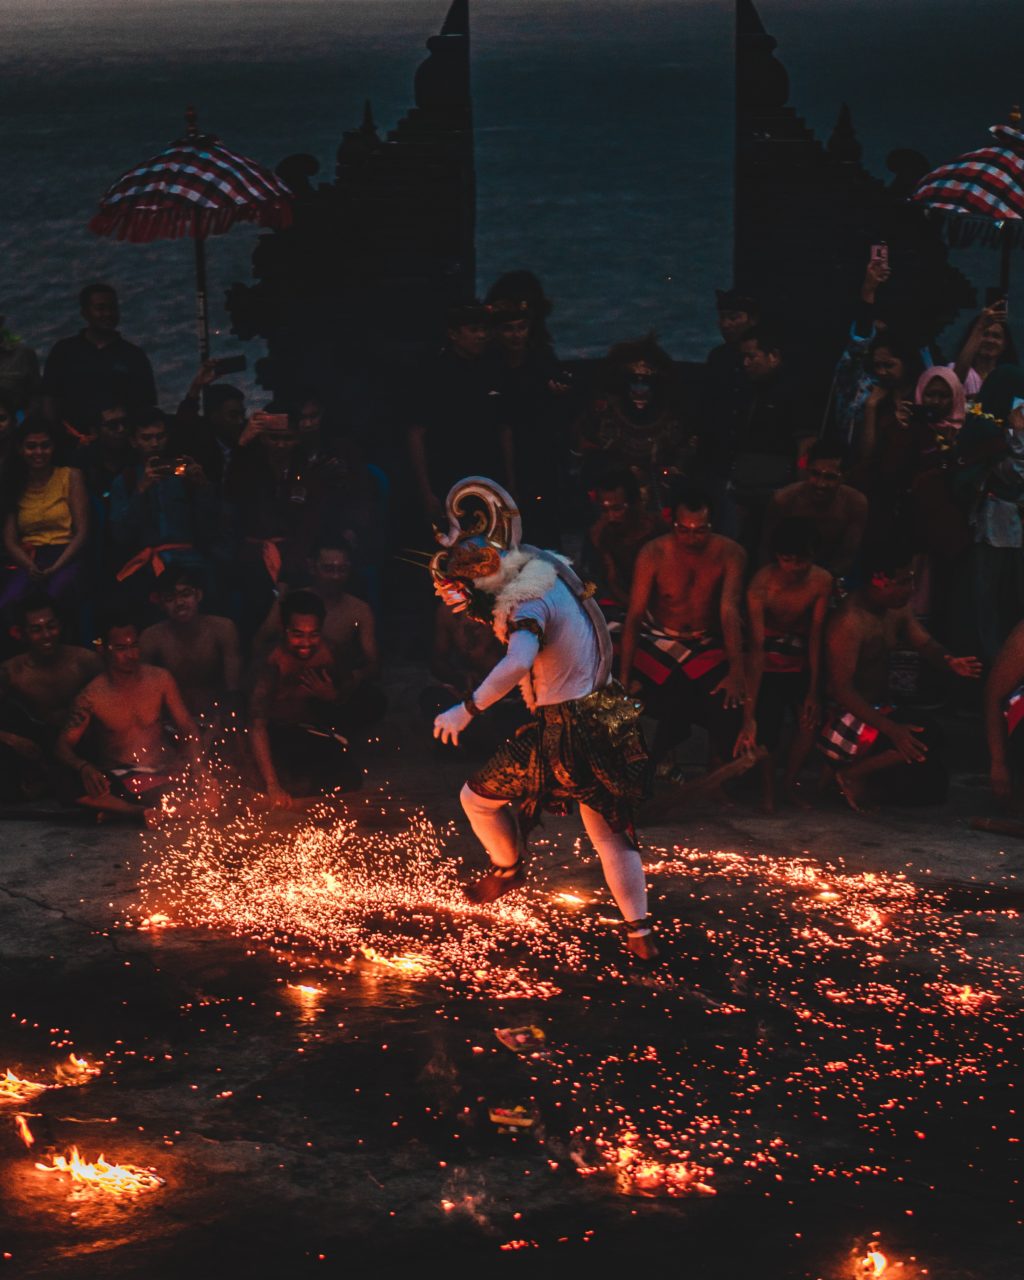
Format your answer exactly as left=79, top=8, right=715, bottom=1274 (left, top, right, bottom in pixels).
left=44, top=331, right=157, bottom=428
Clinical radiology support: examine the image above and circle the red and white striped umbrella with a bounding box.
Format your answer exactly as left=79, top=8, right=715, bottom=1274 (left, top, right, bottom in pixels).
left=910, top=113, right=1024, bottom=293
left=89, top=107, right=292, bottom=360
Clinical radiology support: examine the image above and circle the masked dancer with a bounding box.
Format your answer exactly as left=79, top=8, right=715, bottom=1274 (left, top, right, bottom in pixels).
left=430, top=476, right=657, bottom=961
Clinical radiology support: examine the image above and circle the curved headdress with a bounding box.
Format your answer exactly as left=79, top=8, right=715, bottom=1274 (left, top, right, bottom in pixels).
left=430, top=476, right=522, bottom=583
left=429, top=475, right=614, bottom=689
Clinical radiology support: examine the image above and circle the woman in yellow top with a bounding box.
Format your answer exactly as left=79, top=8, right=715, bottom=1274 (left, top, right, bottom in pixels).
left=1, top=417, right=88, bottom=608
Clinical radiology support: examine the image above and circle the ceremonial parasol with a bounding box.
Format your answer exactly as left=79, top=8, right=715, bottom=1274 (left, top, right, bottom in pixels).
left=910, top=107, right=1024, bottom=297
left=89, top=107, right=292, bottom=363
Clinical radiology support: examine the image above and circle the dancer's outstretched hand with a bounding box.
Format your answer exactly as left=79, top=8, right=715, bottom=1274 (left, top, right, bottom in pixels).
left=434, top=702, right=473, bottom=746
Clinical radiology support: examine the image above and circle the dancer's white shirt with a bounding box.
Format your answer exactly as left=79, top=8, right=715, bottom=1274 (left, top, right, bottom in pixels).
left=472, top=576, right=600, bottom=711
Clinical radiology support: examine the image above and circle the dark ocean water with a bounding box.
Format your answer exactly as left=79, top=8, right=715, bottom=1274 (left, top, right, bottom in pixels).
left=2, top=0, right=1023, bottom=404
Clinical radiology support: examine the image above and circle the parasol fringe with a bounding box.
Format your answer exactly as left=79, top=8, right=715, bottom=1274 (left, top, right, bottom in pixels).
left=918, top=207, right=1024, bottom=251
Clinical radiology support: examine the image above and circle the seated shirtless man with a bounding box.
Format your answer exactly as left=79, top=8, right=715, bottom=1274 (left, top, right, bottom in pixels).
left=249, top=589, right=362, bottom=809
left=0, top=593, right=101, bottom=798
left=761, top=442, right=867, bottom=577
left=621, top=483, right=747, bottom=765
left=736, top=518, right=831, bottom=810
left=822, top=543, right=981, bottom=810
left=140, top=566, right=241, bottom=721
left=56, top=607, right=203, bottom=822
left=254, top=541, right=384, bottom=728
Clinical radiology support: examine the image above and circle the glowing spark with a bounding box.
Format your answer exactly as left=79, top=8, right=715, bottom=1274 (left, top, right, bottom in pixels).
left=578, top=1129, right=717, bottom=1198
left=139, top=798, right=581, bottom=1004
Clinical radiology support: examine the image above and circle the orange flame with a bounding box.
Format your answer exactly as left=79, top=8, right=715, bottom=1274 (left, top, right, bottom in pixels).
left=53, top=1053, right=101, bottom=1087
left=288, top=983, right=326, bottom=998
left=862, top=1249, right=887, bottom=1277
left=0, top=1070, right=48, bottom=1105
left=138, top=912, right=174, bottom=930
left=14, top=1115, right=34, bottom=1148
left=1, top=1053, right=100, bottom=1103
left=358, top=945, right=432, bottom=976
left=35, top=1146, right=163, bottom=1196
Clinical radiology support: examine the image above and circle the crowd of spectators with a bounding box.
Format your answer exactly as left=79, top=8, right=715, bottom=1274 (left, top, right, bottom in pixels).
left=2, top=257, right=1024, bottom=823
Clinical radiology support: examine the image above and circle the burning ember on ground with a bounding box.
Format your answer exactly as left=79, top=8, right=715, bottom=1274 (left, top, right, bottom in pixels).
left=53, top=1053, right=101, bottom=1087
left=0, top=1054, right=101, bottom=1105
left=132, top=789, right=1021, bottom=1230
left=137, top=912, right=174, bottom=930
left=576, top=1128, right=716, bottom=1197
left=0, top=1070, right=48, bottom=1106
left=34, top=1146, right=164, bottom=1197
left=13, top=1117, right=162, bottom=1198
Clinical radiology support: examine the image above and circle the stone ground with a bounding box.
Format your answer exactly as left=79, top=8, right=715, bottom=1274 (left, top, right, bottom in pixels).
left=0, top=675, right=1021, bottom=1279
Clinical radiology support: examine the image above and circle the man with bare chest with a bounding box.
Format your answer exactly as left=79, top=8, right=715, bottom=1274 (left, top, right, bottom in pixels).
left=56, top=609, right=202, bottom=821
left=254, top=543, right=385, bottom=729
left=621, top=483, right=747, bottom=763
left=0, top=594, right=101, bottom=798
left=822, top=545, right=980, bottom=810
left=762, top=443, right=867, bottom=577
left=737, top=519, right=831, bottom=809
left=249, top=590, right=362, bottom=808
left=140, top=567, right=241, bottom=719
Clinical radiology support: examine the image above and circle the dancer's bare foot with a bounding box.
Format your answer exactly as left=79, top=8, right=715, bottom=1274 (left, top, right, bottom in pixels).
left=465, top=862, right=525, bottom=905
left=836, top=769, right=875, bottom=813
left=624, top=918, right=660, bottom=963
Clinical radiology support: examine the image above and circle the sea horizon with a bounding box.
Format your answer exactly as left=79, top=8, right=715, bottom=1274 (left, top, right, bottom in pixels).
left=2, top=0, right=1022, bottom=402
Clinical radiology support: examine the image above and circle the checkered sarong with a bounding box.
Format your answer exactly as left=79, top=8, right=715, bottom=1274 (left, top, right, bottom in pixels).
left=1005, top=685, right=1024, bottom=737
left=818, top=705, right=892, bottom=763
left=605, top=614, right=726, bottom=687
left=764, top=629, right=807, bottom=674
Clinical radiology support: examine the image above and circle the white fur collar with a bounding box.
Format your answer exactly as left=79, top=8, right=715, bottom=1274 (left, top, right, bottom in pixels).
left=488, top=552, right=560, bottom=644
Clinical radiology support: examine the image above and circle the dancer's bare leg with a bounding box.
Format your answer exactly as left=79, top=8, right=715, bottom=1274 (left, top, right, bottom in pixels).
left=579, top=804, right=657, bottom=960
left=460, top=783, right=523, bottom=902
left=460, top=783, right=518, bottom=866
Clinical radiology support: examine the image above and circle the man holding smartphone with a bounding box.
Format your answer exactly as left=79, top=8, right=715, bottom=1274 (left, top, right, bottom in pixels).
left=174, top=358, right=253, bottom=483
left=108, top=408, right=219, bottom=594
